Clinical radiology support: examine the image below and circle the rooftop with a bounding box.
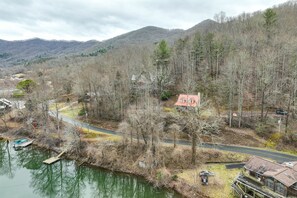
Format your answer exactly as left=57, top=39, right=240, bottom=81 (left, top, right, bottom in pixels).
left=174, top=94, right=200, bottom=107
left=245, top=156, right=297, bottom=187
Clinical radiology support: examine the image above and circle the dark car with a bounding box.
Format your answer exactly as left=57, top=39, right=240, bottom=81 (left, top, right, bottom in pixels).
left=276, top=109, right=288, bottom=115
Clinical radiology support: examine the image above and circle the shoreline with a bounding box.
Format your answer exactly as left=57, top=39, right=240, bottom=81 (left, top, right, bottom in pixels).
left=0, top=132, right=207, bottom=198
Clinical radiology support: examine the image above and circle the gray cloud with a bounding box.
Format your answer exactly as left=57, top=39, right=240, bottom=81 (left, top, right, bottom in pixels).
left=0, top=0, right=288, bottom=41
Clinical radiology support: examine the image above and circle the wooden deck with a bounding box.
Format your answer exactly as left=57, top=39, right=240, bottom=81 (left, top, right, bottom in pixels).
left=43, top=151, right=66, bottom=165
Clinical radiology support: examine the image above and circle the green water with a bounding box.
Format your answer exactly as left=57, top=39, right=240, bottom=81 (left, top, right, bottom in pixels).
left=0, top=141, right=181, bottom=198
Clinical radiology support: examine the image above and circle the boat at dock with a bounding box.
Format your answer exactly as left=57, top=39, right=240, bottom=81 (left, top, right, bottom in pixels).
left=13, top=138, right=33, bottom=149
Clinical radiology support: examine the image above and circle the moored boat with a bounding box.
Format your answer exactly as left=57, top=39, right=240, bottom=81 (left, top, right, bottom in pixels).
left=13, top=138, right=33, bottom=149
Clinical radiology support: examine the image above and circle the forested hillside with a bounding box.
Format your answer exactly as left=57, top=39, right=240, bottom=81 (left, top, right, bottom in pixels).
left=58, top=2, right=296, bottom=138
left=0, top=38, right=100, bottom=67
left=0, top=19, right=216, bottom=68
left=4, top=2, right=297, bottom=198
left=3, top=1, right=297, bottom=150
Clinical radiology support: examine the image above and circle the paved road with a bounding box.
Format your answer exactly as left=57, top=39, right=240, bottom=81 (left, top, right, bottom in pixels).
left=0, top=89, right=15, bottom=95
left=49, top=111, right=118, bottom=135
left=199, top=143, right=297, bottom=163
left=52, top=111, right=297, bottom=163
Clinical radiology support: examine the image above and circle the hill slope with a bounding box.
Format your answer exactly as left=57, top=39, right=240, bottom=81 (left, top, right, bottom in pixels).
left=0, top=38, right=100, bottom=67
left=0, top=19, right=217, bottom=67
left=104, top=26, right=184, bottom=46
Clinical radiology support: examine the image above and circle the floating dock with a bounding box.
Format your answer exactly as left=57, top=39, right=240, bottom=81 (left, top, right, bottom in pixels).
left=43, top=151, right=65, bottom=165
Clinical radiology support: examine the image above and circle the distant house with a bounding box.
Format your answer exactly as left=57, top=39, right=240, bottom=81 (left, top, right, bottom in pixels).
left=131, top=74, right=149, bottom=84
left=13, top=73, right=25, bottom=79
left=10, top=73, right=25, bottom=81
left=232, top=156, right=297, bottom=198
left=131, top=72, right=154, bottom=86
left=0, top=98, right=12, bottom=112
left=131, top=72, right=156, bottom=94
left=174, top=94, right=200, bottom=110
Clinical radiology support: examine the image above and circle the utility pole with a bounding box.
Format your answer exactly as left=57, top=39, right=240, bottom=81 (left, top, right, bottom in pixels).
left=85, top=111, right=90, bottom=133
left=278, top=118, right=281, bottom=133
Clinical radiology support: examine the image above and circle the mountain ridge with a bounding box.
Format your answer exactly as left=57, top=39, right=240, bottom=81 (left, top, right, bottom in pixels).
left=0, top=19, right=217, bottom=67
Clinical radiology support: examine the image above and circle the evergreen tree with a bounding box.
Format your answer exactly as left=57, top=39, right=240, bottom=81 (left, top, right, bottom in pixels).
left=153, top=40, right=171, bottom=101
left=192, top=33, right=204, bottom=74
left=263, top=8, right=277, bottom=41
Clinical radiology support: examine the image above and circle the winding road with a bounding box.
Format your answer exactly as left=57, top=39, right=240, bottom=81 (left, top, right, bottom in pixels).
left=51, top=111, right=297, bottom=163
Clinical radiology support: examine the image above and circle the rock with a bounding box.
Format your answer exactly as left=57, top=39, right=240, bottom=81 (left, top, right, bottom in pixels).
left=138, top=161, right=147, bottom=169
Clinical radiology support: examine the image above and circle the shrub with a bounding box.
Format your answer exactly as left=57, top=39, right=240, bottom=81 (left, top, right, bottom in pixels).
left=12, top=89, right=24, bottom=98
left=265, top=140, right=277, bottom=148
left=156, top=171, right=163, bottom=181
left=172, top=174, right=178, bottom=181
left=161, top=90, right=172, bottom=101
left=255, top=121, right=274, bottom=138
left=265, top=133, right=283, bottom=148
left=78, top=107, right=86, bottom=116
left=282, top=132, right=297, bottom=147
left=16, top=79, right=36, bottom=93
left=270, top=132, right=282, bottom=142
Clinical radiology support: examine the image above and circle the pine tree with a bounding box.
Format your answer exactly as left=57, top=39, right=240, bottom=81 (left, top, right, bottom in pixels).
left=153, top=40, right=171, bottom=101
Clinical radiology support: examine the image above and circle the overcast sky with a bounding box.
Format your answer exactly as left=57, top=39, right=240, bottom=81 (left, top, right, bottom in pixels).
left=0, top=0, right=288, bottom=41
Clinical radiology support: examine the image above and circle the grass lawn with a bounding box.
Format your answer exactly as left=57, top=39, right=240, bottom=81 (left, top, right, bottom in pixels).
left=81, top=128, right=121, bottom=142
left=178, top=164, right=241, bottom=198
left=52, top=102, right=121, bottom=142
left=49, top=102, right=81, bottom=119
left=49, top=102, right=68, bottom=110
left=60, top=104, right=82, bottom=119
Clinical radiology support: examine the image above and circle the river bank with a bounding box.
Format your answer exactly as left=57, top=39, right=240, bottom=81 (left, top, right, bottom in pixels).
left=0, top=139, right=181, bottom=198
left=0, top=131, right=199, bottom=197
left=0, top=124, right=247, bottom=198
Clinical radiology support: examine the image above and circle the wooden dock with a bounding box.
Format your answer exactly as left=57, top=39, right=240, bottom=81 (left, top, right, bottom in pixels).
left=43, top=151, right=66, bottom=165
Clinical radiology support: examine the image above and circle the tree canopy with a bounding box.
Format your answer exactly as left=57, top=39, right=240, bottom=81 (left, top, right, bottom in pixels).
left=264, top=8, right=277, bottom=28
left=16, top=79, right=36, bottom=93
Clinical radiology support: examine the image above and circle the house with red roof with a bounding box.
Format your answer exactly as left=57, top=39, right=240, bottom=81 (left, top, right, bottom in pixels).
left=174, top=93, right=200, bottom=110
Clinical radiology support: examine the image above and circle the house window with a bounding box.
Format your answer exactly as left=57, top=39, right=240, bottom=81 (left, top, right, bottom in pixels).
left=255, top=173, right=260, bottom=178
left=250, top=171, right=256, bottom=177
left=265, top=178, right=274, bottom=190
left=254, top=173, right=264, bottom=183
left=275, top=182, right=286, bottom=196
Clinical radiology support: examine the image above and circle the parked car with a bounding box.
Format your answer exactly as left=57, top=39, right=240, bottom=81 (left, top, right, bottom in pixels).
left=276, top=108, right=288, bottom=115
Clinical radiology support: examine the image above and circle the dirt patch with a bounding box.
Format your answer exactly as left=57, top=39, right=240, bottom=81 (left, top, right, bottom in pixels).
left=162, top=95, right=179, bottom=107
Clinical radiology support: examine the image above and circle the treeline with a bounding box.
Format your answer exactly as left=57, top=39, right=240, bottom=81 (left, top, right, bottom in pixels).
left=28, top=2, right=297, bottom=135
left=170, top=2, right=297, bottom=134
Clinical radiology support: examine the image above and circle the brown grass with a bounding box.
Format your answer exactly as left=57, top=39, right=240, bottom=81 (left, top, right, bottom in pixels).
left=178, top=164, right=240, bottom=198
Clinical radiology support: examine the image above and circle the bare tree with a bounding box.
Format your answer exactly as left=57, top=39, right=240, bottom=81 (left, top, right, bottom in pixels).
left=0, top=109, right=8, bottom=130
left=121, top=98, right=164, bottom=156
left=63, top=126, right=81, bottom=153
left=183, top=112, right=221, bottom=165
left=169, top=123, right=180, bottom=148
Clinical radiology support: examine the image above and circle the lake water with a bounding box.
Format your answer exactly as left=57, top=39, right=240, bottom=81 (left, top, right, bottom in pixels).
left=0, top=141, right=181, bottom=198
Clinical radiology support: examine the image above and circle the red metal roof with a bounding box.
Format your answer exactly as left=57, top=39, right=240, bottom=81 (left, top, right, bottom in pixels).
left=174, top=94, right=200, bottom=107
